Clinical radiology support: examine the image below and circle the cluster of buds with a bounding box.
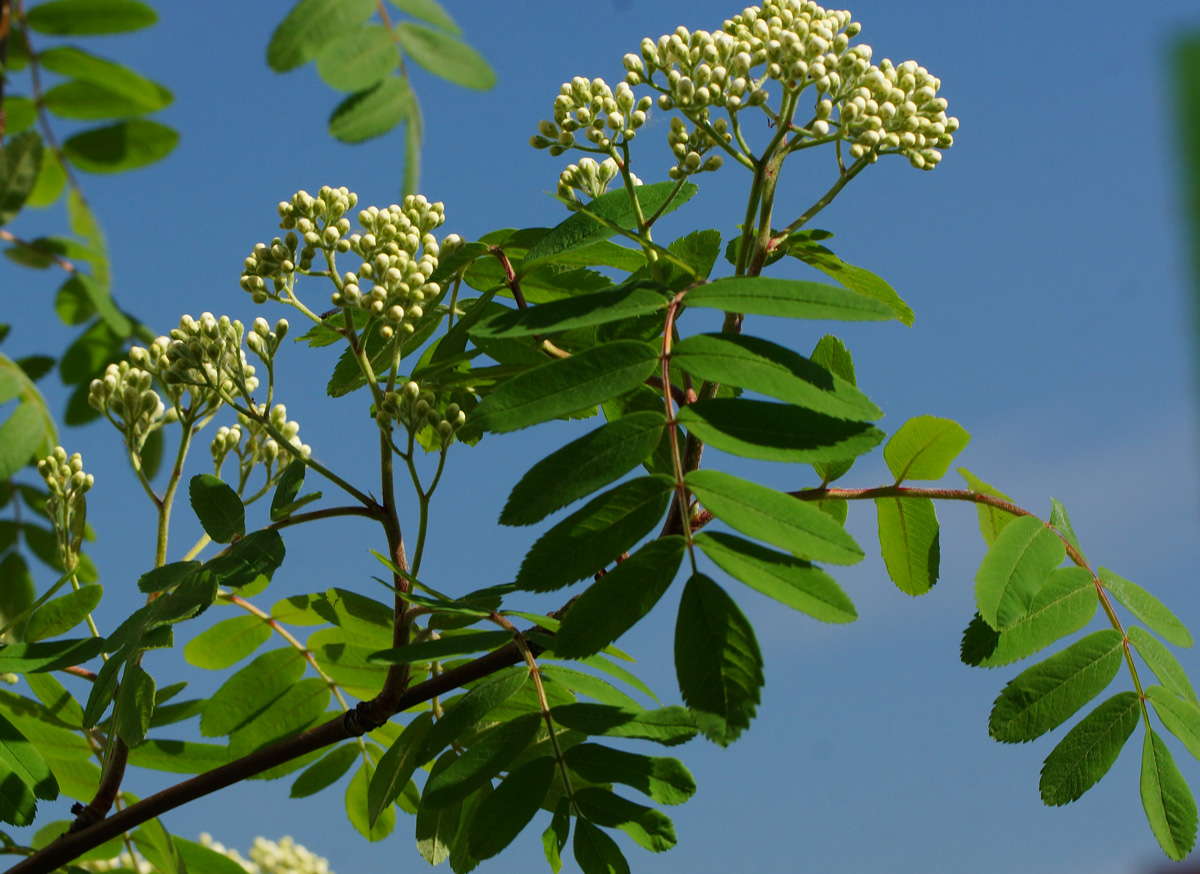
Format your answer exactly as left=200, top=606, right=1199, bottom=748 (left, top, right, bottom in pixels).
left=161, top=313, right=260, bottom=409
left=212, top=403, right=310, bottom=480
left=332, top=195, right=448, bottom=340
left=379, top=381, right=467, bottom=449
left=36, top=447, right=93, bottom=567
left=557, top=157, right=643, bottom=200
left=245, top=316, right=290, bottom=365
left=666, top=116, right=727, bottom=180
left=530, top=77, right=654, bottom=155
left=88, top=361, right=167, bottom=453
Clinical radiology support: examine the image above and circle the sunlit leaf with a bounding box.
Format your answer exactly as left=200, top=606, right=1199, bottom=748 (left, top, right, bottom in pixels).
left=574, top=787, right=676, bottom=852
left=25, top=0, right=156, bottom=34
left=958, top=468, right=1019, bottom=546
left=684, top=276, right=896, bottom=321
left=1099, top=567, right=1193, bottom=648
left=1039, top=691, right=1140, bottom=806
left=316, top=25, right=400, bottom=92
left=184, top=615, right=271, bottom=670
left=1130, top=626, right=1199, bottom=706
left=883, top=415, right=970, bottom=483
left=23, top=585, right=102, bottom=642
left=267, top=0, right=376, bottom=71
left=395, top=23, right=496, bottom=90
left=1141, top=728, right=1198, bottom=861
left=63, top=120, right=178, bottom=173
left=1147, top=686, right=1200, bottom=761
left=875, top=496, right=939, bottom=596
left=974, top=515, right=1064, bottom=631
left=328, top=77, right=414, bottom=143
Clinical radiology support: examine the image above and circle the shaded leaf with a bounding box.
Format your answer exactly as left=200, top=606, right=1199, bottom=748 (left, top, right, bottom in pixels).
left=291, top=742, right=359, bottom=798
left=419, top=668, right=528, bottom=762
left=550, top=704, right=697, bottom=746
left=573, top=819, right=630, bottom=874
left=0, top=132, right=43, bottom=226
left=188, top=475, right=245, bottom=543
left=564, top=743, right=694, bottom=805
left=267, top=0, right=376, bottom=71
left=368, top=712, right=431, bottom=825
left=113, top=663, right=155, bottom=746
left=0, top=638, right=104, bottom=673
left=368, top=630, right=512, bottom=666
left=417, top=750, right=464, bottom=863
left=125, top=739, right=228, bottom=774
left=328, top=77, right=414, bottom=143
left=423, top=713, right=541, bottom=809
left=684, top=276, right=897, bottom=321
left=542, top=797, right=570, bottom=873
left=1141, top=728, right=1199, bottom=861
left=574, top=788, right=676, bottom=852
left=347, top=751, right=395, bottom=841
left=472, top=285, right=668, bottom=339
left=784, top=236, right=914, bottom=325
left=469, top=756, right=555, bottom=861
left=62, top=120, right=178, bottom=173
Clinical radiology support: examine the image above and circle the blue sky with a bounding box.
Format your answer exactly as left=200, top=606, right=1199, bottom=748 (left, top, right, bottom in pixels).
left=6, top=2, right=1200, bottom=873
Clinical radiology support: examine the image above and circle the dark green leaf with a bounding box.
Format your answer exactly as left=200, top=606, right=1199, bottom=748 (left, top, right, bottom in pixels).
left=1141, top=728, right=1198, bottom=861
left=564, top=743, right=694, bottom=805
left=515, top=477, right=672, bottom=592
left=1099, top=567, right=1193, bottom=648
left=0, top=711, right=58, bottom=813
left=0, top=132, right=43, bottom=226
left=24, top=585, right=103, bottom=642
left=395, top=23, right=495, bottom=90
left=423, top=713, right=541, bottom=808
left=201, top=529, right=286, bottom=590
left=43, top=78, right=172, bottom=118
left=25, top=0, right=156, bottom=34
left=684, top=276, right=897, bottom=321
left=368, top=712, right=431, bottom=825
left=473, top=286, right=668, bottom=339
left=883, top=415, right=970, bottom=482
left=316, top=25, right=400, bottom=92
left=137, top=561, right=199, bottom=594
left=184, top=615, right=271, bottom=670
left=468, top=756, right=555, bottom=861
left=417, top=751, right=463, bottom=863
left=501, top=411, right=666, bottom=526
left=1130, top=626, right=1199, bottom=706
left=809, top=334, right=857, bottom=483
left=0, top=638, right=105, bottom=673
left=472, top=340, right=659, bottom=434
left=974, top=514, right=1065, bottom=631
left=62, top=120, right=178, bottom=173
left=1039, top=691, right=1141, bottom=806
left=988, top=630, right=1124, bottom=743
left=573, top=818, right=630, bottom=874
left=676, top=398, right=883, bottom=463
left=448, top=780, right=491, bottom=873
left=419, top=668, right=528, bottom=762
left=554, top=538, right=686, bottom=658
left=550, top=704, right=697, bottom=746
left=784, top=236, right=914, bottom=325
left=270, top=461, right=307, bottom=521
left=291, top=742, right=359, bottom=798
left=188, top=474, right=245, bottom=543
left=574, top=788, right=676, bottom=852
left=388, top=0, right=460, bottom=34
left=266, top=0, right=377, bottom=71
left=369, top=631, right=512, bottom=666
left=328, top=77, right=415, bottom=143
left=958, top=468, right=1019, bottom=545
left=16, top=356, right=55, bottom=382
left=200, top=647, right=306, bottom=737
left=686, top=469, right=862, bottom=565
left=113, top=663, right=155, bottom=746
left=537, top=665, right=638, bottom=709
left=132, top=818, right=184, bottom=874
left=875, top=496, right=939, bottom=596
left=2, top=97, right=36, bottom=135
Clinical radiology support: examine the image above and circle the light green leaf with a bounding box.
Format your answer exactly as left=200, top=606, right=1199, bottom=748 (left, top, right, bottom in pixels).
left=784, top=236, right=914, bottom=325
left=1099, top=567, right=1193, bottom=648
left=472, top=340, right=659, bottom=434
left=0, top=132, right=44, bottom=226
left=0, top=712, right=58, bottom=814
left=125, top=739, right=228, bottom=774
left=316, top=25, right=400, bottom=92
left=25, top=0, right=155, bottom=34
left=988, top=630, right=1124, bottom=743
left=958, top=468, right=1019, bottom=545
left=684, top=276, right=897, bottom=321
left=1141, top=728, right=1199, bottom=861
left=1130, top=626, right=1199, bottom=706
left=200, top=647, right=306, bottom=737
left=388, top=0, right=459, bottom=34
left=693, top=531, right=856, bottom=623
left=368, top=712, right=431, bottom=825
left=542, top=797, right=570, bottom=873
left=188, top=474, right=245, bottom=543
left=550, top=704, right=697, bottom=746
left=974, top=515, right=1065, bottom=631
left=564, top=744, right=694, bottom=806
left=686, top=469, right=863, bottom=565
left=114, top=663, right=155, bottom=747
left=291, top=742, right=359, bottom=798
left=961, top=567, right=1098, bottom=668
left=184, top=615, right=271, bottom=670
left=423, top=713, right=541, bottom=809
left=675, top=399, right=883, bottom=463
left=1147, top=686, right=1200, bottom=761
left=875, top=496, right=939, bottom=596
left=27, top=149, right=65, bottom=207
left=2, top=97, right=37, bottom=136
left=24, top=585, right=102, bottom=642
left=68, top=273, right=130, bottom=336
left=43, top=78, right=171, bottom=118
left=419, top=668, right=529, bottom=762
left=131, top=819, right=184, bottom=874
left=468, top=756, right=555, bottom=861
left=1039, top=691, right=1140, bottom=806
left=515, top=476, right=672, bottom=592
left=554, top=538, right=686, bottom=659
left=0, top=379, right=54, bottom=480
left=883, top=415, right=970, bottom=482
left=537, top=665, right=638, bottom=709
left=1049, top=498, right=1083, bottom=555
left=328, top=77, right=414, bottom=143
left=368, top=630, right=512, bottom=666
left=227, top=677, right=330, bottom=758
left=472, top=285, right=668, bottom=339
left=672, top=333, right=881, bottom=421
left=673, top=573, right=763, bottom=746
left=574, top=788, right=676, bottom=852
left=348, top=752, right=395, bottom=841
left=395, top=23, right=496, bottom=90
left=266, top=0, right=376, bottom=71
left=175, top=837, right=255, bottom=874
left=0, top=638, right=104, bottom=673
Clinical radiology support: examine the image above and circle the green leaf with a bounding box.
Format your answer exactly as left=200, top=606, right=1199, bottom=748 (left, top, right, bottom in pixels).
left=564, top=744, right=694, bottom=806
left=395, top=23, right=495, bottom=90
left=974, top=514, right=1065, bottom=631
left=1099, top=567, right=1193, bottom=647
left=200, top=647, right=306, bottom=737
left=809, top=334, right=858, bottom=483
left=113, top=663, right=155, bottom=746
left=368, top=631, right=512, bottom=666
left=0, top=711, right=58, bottom=814
left=389, top=0, right=460, bottom=34
left=417, top=751, right=462, bottom=863
left=188, top=474, right=245, bottom=543
left=543, top=797, right=570, bottom=873
left=423, top=713, right=541, bottom=808
left=573, top=819, right=630, bottom=874
left=0, top=393, right=53, bottom=480
left=27, top=149, right=65, bottom=207
left=124, top=739, right=228, bottom=774
left=184, top=615, right=271, bottom=670
left=675, top=399, right=883, bottom=463
left=988, top=630, right=1125, bottom=743
left=525, top=181, right=698, bottom=265
left=1049, top=498, right=1082, bottom=555
left=316, top=25, right=400, bottom=92
left=686, top=469, right=862, bottom=565
left=1130, top=626, right=1199, bottom=706
left=62, top=120, right=177, bottom=173
left=25, top=0, right=155, bottom=34
left=38, top=47, right=162, bottom=117
left=550, top=704, right=697, bottom=746
left=64, top=274, right=130, bottom=337
left=368, top=712, right=431, bottom=825
left=328, top=76, right=415, bottom=143
left=958, top=468, right=1019, bottom=545
left=227, top=677, right=330, bottom=758
left=137, top=561, right=200, bottom=594
left=472, top=286, right=668, bottom=339
left=574, top=788, right=676, bottom=852
left=875, top=496, right=939, bottom=596
left=1147, top=686, right=1200, bottom=761
left=23, top=585, right=102, bottom=642
left=468, top=756, right=555, bottom=861
left=684, top=276, right=897, bottom=321
left=0, top=638, right=104, bottom=673
left=448, top=781, right=491, bottom=873
left=1141, top=728, right=1199, bottom=861
left=291, top=742, right=359, bottom=798
left=1039, top=691, right=1141, bottom=806
left=202, top=530, right=286, bottom=591
left=961, top=567, right=1098, bottom=668
left=537, top=665, right=639, bottom=709
left=673, top=573, right=763, bottom=747
left=693, top=531, right=855, bottom=623
left=516, top=476, right=672, bottom=592
left=270, top=461, right=308, bottom=521
left=501, top=411, right=666, bottom=526
left=131, top=818, right=184, bottom=874
left=266, top=0, right=377, bottom=71
left=175, top=837, right=256, bottom=874
left=419, top=668, right=529, bottom=762
left=2, top=97, right=37, bottom=135
left=472, top=340, right=659, bottom=434
left=554, top=538, right=686, bottom=659
left=784, top=236, right=914, bottom=325
left=348, top=752, right=395, bottom=841
left=672, top=333, right=881, bottom=421
left=883, top=415, right=970, bottom=482
left=43, top=78, right=171, bottom=119
left=0, top=132, right=44, bottom=226
left=31, top=820, right=121, bottom=860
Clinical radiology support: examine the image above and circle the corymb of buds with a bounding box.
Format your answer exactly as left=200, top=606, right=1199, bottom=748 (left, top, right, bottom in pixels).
left=332, top=194, right=448, bottom=340
left=210, top=424, right=243, bottom=474
left=162, top=313, right=260, bottom=409
left=557, top=157, right=643, bottom=201
left=234, top=402, right=311, bottom=476
left=530, top=77, right=654, bottom=156
left=88, top=360, right=167, bottom=452
left=666, top=116, right=727, bottom=180
left=382, top=381, right=467, bottom=448
left=37, top=447, right=93, bottom=563
left=246, top=317, right=290, bottom=365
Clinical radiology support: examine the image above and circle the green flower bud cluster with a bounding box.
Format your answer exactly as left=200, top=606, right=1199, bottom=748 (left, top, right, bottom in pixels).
left=162, top=313, right=260, bottom=406
left=234, top=402, right=311, bottom=470
left=36, top=447, right=93, bottom=565
left=556, top=157, right=643, bottom=200
left=380, top=380, right=467, bottom=449
left=331, top=195, right=448, bottom=340
left=88, top=360, right=167, bottom=452
left=530, top=77, right=654, bottom=155
left=666, top=116, right=728, bottom=180
left=245, top=316, right=290, bottom=364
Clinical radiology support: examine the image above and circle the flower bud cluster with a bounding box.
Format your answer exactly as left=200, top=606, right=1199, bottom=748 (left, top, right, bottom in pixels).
left=332, top=195, right=447, bottom=340
left=530, top=77, right=654, bottom=155
left=666, top=116, right=728, bottom=180
left=556, top=157, right=643, bottom=200
left=248, top=835, right=333, bottom=874
left=380, top=381, right=467, bottom=448
left=36, top=447, right=93, bottom=563
left=88, top=360, right=166, bottom=451
left=245, top=316, right=290, bottom=364
left=233, top=402, right=311, bottom=470
left=162, top=313, right=260, bottom=406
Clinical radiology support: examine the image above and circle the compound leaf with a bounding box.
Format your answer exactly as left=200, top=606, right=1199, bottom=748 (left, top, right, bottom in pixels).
left=684, top=276, right=896, bottom=321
